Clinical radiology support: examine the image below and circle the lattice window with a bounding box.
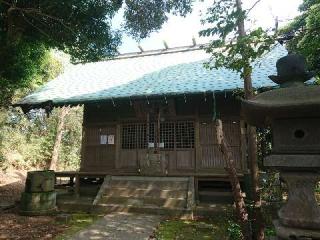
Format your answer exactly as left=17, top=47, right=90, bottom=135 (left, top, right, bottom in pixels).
left=160, top=122, right=175, bottom=149
left=136, top=123, right=147, bottom=149
left=121, top=124, right=136, bottom=149
left=121, top=121, right=195, bottom=149
left=176, top=122, right=195, bottom=148
left=122, top=123, right=155, bottom=149
left=147, top=123, right=155, bottom=145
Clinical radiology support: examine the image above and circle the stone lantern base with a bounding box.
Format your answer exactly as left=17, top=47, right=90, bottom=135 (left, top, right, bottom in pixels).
left=265, top=155, right=320, bottom=239
left=274, top=220, right=320, bottom=239
left=279, top=172, right=320, bottom=229
left=274, top=171, right=320, bottom=239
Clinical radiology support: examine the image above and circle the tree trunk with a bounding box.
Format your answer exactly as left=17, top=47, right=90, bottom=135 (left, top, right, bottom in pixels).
left=215, top=119, right=252, bottom=240
left=235, top=0, right=265, bottom=239
left=48, top=107, right=69, bottom=171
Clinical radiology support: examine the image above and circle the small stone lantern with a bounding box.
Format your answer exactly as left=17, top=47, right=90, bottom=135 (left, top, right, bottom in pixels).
left=242, top=54, right=320, bottom=239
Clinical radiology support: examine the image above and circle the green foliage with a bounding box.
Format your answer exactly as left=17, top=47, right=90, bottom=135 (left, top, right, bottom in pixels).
left=1, top=1, right=122, bottom=62
left=200, top=0, right=276, bottom=79
left=257, top=128, right=283, bottom=203
left=0, top=41, right=47, bottom=106
left=199, top=0, right=240, bottom=40
left=0, top=106, right=83, bottom=171
left=57, top=107, right=83, bottom=171
left=0, top=43, right=63, bottom=107
left=226, top=220, right=242, bottom=240
left=281, top=0, right=320, bottom=76
left=260, top=172, right=283, bottom=203
left=265, top=227, right=276, bottom=237
left=0, top=51, right=81, bottom=171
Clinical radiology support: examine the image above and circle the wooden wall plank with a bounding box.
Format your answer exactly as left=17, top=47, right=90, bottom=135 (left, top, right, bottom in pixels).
left=119, top=150, right=138, bottom=169
left=176, top=150, right=195, bottom=170
left=81, top=125, right=116, bottom=172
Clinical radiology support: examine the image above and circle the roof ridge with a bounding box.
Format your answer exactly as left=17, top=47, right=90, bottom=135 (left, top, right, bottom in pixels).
left=111, top=43, right=209, bottom=61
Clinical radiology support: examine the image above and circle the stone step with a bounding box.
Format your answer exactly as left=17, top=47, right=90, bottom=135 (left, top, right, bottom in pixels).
left=58, top=201, right=231, bottom=218
left=111, top=176, right=189, bottom=182
left=93, top=203, right=191, bottom=217
left=194, top=203, right=232, bottom=216
left=109, top=180, right=188, bottom=190
left=101, top=196, right=187, bottom=208
left=56, top=196, right=94, bottom=213
left=58, top=202, right=93, bottom=213
left=104, top=188, right=187, bottom=199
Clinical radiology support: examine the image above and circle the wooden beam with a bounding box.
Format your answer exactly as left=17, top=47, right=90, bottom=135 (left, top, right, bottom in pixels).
left=163, top=40, right=169, bottom=50
left=138, top=45, right=144, bottom=52
left=192, top=37, right=197, bottom=46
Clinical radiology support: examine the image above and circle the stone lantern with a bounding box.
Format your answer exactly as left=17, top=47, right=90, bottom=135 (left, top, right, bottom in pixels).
left=242, top=54, right=320, bottom=239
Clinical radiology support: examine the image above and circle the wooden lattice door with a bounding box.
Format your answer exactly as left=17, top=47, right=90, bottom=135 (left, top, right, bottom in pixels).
left=197, top=120, right=242, bottom=172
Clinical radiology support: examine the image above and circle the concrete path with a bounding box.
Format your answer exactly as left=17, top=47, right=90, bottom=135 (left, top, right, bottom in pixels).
left=71, top=212, right=162, bottom=240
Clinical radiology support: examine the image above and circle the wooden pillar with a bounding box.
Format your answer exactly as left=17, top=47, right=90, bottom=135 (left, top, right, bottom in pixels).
left=195, top=119, right=201, bottom=172
left=156, top=107, right=161, bottom=153
left=240, top=120, right=248, bottom=172
left=115, top=124, right=121, bottom=169
left=75, top=174, right=80, bottom=198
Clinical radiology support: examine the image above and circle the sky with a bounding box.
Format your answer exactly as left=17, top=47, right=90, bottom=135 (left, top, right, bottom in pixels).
left=115, top=0, right=303, bottom=54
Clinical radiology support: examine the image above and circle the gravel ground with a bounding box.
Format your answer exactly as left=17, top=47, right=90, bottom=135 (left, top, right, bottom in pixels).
left=0, top=210, right=66, bottom=240
left=0, top=170, right=67, bottom=240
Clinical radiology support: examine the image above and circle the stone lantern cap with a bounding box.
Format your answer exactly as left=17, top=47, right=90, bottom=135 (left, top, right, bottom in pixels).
left=242, top=54, right=320, bottom=127
left=269, top=54, right=314, bottom=86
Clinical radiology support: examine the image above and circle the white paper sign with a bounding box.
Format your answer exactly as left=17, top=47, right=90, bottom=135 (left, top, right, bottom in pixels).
left=108, top=135, right=115, bottom=145
left=100, top=135, right=107, bottom=144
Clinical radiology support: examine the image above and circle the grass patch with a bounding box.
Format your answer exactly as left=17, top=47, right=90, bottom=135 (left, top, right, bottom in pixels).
left=154, top=214, right=233, bottom=240
left=54, top=213, right=101, bottom=240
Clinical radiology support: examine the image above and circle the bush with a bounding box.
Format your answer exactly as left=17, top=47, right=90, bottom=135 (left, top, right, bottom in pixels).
left=227, top=220, right=242, bottom=240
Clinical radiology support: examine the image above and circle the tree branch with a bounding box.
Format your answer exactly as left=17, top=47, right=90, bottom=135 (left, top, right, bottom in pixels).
left=215, top=119, right=251, bottom=239
left=0, top=0, right=11, bottom=6
left=20, top=12, right=51, bottom=39
left=246, top=0, right=263, bottom=15
left=9, top=5, right=77, bottom=35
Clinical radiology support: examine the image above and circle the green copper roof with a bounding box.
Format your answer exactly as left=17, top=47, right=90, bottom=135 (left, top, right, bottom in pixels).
left=18, top=44, right=287, bottom=106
